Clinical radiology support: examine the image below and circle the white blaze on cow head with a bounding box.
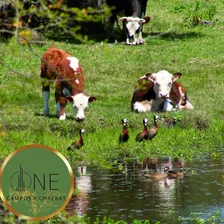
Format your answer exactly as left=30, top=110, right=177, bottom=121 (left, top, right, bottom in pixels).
left=147, top=70, right=182, bottom=99
left=66, top=93, right=96, bottom=121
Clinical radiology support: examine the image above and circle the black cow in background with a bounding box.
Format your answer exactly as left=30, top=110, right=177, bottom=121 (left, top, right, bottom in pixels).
left=0, top=0, right=150, bottom=43
left=64, top=0, right=150, bottom=43
left=106, top=0, right=149, bottom=43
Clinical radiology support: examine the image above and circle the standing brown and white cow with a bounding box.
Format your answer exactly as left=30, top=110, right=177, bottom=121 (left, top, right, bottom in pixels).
left=131, top=70, right=193, bottom=112
left=40, top=46, right=96, bottom=121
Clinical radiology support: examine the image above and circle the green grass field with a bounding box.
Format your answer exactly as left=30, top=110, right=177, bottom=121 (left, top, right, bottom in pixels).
left=0, top=0, right=224, bottom=166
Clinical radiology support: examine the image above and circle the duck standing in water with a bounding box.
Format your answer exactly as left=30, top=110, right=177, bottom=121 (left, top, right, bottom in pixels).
left=136, top=118, right=149, bottom=142
left=67, top=129, right=85, bottom=151
left=148, top=115, right=159, bottom=140
left=119, top=119, right=130, bottom=143
left=166, top=167, right=184, bottom=179
left=144, top=166, right=169, bottom=180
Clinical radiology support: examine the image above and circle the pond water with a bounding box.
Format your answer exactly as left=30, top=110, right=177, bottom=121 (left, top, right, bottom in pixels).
left=67, top=153, right=224, bottom=223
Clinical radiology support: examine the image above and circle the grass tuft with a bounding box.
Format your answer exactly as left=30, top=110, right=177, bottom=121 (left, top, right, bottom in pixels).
left=180, top=111, right=211, bottom=130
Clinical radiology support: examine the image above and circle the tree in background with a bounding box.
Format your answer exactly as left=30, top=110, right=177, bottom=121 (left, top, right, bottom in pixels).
left=0, top=0, right=111, bottom=44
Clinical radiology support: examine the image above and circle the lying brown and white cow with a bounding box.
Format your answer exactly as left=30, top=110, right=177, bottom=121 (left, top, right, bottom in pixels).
left=40, top=46, right=96, bottom=121
left=131, top=70, right=193, bottom=112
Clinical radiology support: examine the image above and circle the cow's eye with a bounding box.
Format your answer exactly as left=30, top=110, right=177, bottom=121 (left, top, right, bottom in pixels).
left=155, top=82, right=160, bottom=86
left=168, top=82, right=172, bottom=87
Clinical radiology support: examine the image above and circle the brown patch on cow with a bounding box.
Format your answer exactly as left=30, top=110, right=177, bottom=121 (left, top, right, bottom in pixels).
left=131, top=75, right=156, bottom=110
left=170, top=82, right=187, bottom=106
left=58, top=96, right=67, bottom=116
left=41, top=46, right=85, bottom=102
left=134, top=76, right=153, bottom=94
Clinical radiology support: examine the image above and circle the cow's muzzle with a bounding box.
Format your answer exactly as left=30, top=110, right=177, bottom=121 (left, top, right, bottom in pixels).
left=160, top=93, right=169, bottom=99
left=76, top=117, right=85, bottom=122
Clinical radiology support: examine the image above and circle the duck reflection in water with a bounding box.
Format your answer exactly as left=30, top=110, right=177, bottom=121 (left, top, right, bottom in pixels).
left=144, top=166, right=173, bottom=189
left=144, top=166, right=184, bottom=179
left=143, top=157, right=185, bottom=190
left=66, top=165, right=91, bottom=217
left=144, top=166, right=169, bottom=180
left=166, top=166, right=184, bottom=179
left=142, top=157, right=159, bottom=171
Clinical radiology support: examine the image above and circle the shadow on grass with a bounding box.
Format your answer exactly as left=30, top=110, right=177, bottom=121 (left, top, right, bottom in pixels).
left=34, top=112, right=76, bottom=121
left=144, top=31, right=204, bottom=41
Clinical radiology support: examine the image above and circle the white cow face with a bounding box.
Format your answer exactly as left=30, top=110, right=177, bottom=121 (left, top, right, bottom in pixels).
left=66, top=93, right=96, bottom=121
left=120, top=17, right=147, bottom=35
left=120, top=16, right=150, bottom=45
left=126, top=20, right=141, bottom=37
left=147, top=70, right=181, bottom=99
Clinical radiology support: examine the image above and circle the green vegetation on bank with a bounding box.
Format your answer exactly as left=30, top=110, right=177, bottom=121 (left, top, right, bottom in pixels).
left=0, top=0, right=224, bottom=223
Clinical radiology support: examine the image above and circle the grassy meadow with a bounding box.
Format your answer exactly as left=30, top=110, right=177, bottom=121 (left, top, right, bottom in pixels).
left=1, top=0, right=224, bottom=169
